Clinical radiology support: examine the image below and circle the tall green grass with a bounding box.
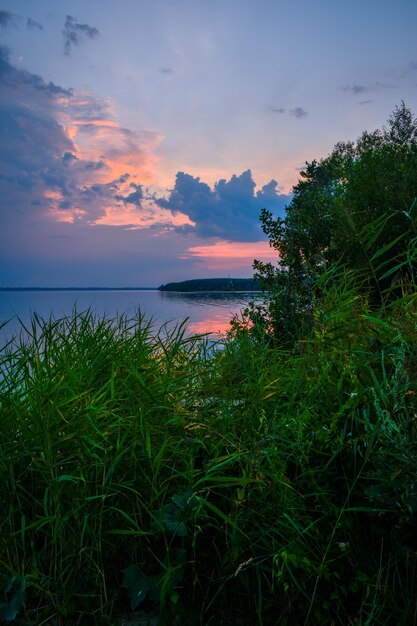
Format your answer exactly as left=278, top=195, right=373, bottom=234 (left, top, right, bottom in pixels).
left=1, top=290, right=417, bottom=624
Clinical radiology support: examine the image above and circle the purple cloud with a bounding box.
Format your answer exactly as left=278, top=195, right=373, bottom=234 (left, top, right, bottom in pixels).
left=26, top=17, right=43, bottom=30
left=0, top=47, right=151, bottom=228
left=63, top=15, right=100, bottom=55
left=156, top=170, right=291, bottom=241
left=0, top=10, right=15, bottom=29
left=115, top=183, right=144, bottom=207
left=340, top=82, right=395, bottom=95
left=270, top=106, right=308, bottom=119
left=0, top=10, right=43, bottom=31
left=289, top=107, right=308, bottom=119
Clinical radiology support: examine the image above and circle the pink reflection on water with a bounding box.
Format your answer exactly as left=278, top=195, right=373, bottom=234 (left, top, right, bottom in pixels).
left=187, top=317, right=233, bottom=336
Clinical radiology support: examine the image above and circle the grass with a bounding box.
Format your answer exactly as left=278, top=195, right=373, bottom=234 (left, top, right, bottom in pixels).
left=1, top=288, right=417, bottom=624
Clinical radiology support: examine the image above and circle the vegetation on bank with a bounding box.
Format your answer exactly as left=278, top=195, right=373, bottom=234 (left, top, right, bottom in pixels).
left=1, top=104, right=417, bottom=625
left=158, top=278, right=260, bottom=292
left=252, top=101, right=417, bottom=341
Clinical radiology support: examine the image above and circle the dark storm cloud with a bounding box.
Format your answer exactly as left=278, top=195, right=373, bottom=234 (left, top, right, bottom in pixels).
left=156, top=170, right=291, bottom=242
left=63, top=15, right=100, bottom=55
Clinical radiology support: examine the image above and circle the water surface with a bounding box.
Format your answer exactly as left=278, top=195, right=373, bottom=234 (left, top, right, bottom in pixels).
left=0, top=289, right=261, bottom=344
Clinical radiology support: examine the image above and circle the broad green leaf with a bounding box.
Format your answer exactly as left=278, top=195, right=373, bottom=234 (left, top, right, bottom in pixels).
left=122, top=565, right=150, bottom=610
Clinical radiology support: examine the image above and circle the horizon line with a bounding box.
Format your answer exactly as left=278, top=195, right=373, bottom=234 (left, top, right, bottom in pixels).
left=0, top=287, right=158, bottom=291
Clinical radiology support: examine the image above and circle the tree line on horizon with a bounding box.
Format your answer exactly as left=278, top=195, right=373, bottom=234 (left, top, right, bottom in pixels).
left=158, top=277, right=261, bottom=292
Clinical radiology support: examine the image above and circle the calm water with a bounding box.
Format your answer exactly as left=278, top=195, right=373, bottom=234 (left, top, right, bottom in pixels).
left=0, top=289, right=261, bottom=345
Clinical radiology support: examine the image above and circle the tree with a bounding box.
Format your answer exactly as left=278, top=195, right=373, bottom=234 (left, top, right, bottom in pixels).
left=253, top=103, right=417, bottom=341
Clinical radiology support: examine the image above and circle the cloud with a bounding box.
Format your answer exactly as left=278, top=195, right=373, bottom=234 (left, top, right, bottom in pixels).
left=26, top=17, right=43, bottom=31
left=289, top=107, right=308, bottom=119
left=181, top=240, right=277, bottom=271
left=0, top=46, right=286, bottom=287
left=0, top=46, right=162, bottom=230
left=0, top=46, right=71, bottom=99
left=341, top=84, right=368, bottom=95
left=72, top=119, right=162, bottom=182
left=340, top=82, right=394, bottom=95
left=115, top=183, right=143, bottom=207
left=0, top=10, right=43, bottom=31
left=156, top=170, right=291, bottom=242
left=63, top=15, right=100, bottom=55
left=269, top=106, right=308, bottom=119
left=0, top=10, right=15, bottom=29
left=62, top=92, right=114, bottom=123
left=358, top=99, right=373, bottom=106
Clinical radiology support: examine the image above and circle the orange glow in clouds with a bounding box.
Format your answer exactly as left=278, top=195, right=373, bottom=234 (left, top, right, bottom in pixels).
left=95, top=204, right=194, bottom=228
left=72, top=119, right=163, bottom=183
left=186, top=241, right=273, bottom=259
left=48, top=89, right=289, bottom=235
left=183, top=240, right=278, bottom=269
left=58, top=91, right=162, bottom=179
left=48, top=90, right=169, bottom=226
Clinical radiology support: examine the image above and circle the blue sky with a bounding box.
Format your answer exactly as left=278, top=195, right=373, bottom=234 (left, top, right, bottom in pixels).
left=1, top=0, right=416, bottom=286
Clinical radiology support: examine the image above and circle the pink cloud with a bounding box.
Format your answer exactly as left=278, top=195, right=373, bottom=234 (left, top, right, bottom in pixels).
left=181, top=240, right=278, bottom=271
left=95, top=203, right=193, bottom=228
left=37, top=89, right=167, bottom=226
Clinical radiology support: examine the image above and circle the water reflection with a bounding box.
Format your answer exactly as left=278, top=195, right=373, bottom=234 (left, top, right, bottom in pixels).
left=159, top=290, right=262, bottom=335
left=187, top=318, right=233, bottom=336
left=159, top=290, right=259, bottom=305
left=0, top=289, right=265, bottom=343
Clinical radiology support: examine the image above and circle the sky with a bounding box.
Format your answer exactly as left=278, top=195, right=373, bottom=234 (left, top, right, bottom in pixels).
left=0, top=0, right=416, bottom=287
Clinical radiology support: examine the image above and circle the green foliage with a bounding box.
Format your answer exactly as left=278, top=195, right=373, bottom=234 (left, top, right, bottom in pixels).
left=253, top=102, right=417, bottom=342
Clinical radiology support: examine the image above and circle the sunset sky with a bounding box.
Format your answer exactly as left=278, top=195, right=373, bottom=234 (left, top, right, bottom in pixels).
left=1, top=0, right=416, bottom=287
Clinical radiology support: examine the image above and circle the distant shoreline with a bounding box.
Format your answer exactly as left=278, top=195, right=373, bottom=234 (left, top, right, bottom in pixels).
left=159, top=278, right=261, bottom=292
left=0, top=287, right=157, bottom=292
